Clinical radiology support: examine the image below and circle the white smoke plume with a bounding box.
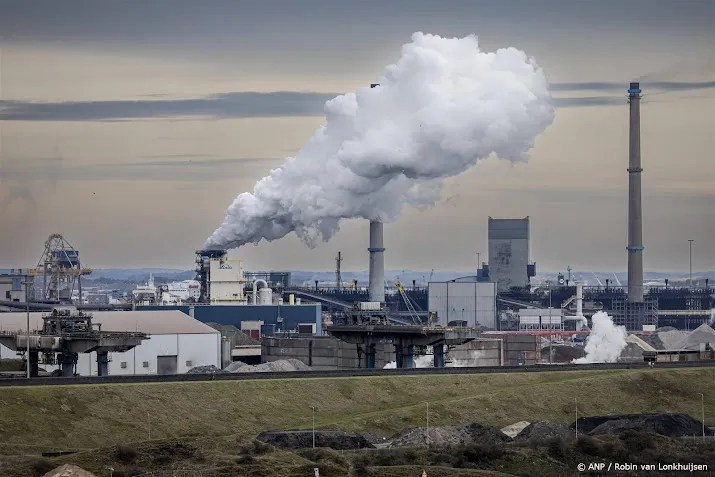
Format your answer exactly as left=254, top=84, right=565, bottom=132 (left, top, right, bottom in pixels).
left=708, top=308, right=715, bottom=326
left=204, top=32, right=554, bottom=250
left=573, top=311, right=628, bottom=364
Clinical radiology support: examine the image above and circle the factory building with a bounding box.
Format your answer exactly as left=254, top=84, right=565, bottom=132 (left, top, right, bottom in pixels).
left=208, top=258, right=248, bottom=305
left=487, top=217, right=535, bottom=292
left=135, top=303, right=322, bottom=336
left=0, top=272, right=34, bottom=303
left=427, top=279, right=497, bottom=329
left=517, top=308, right=563, bottom=331
left=0, top=310, right=220, bottom=375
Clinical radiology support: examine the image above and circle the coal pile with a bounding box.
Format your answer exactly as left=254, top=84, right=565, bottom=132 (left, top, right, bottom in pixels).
left=515, top=421, right=573, bottom=442
left=571, top=413, right=715, bottom=438
left=256, top=430, right=373, bottom=450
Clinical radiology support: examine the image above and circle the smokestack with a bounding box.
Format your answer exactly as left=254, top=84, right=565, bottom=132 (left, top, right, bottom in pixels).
left=368, top=220, right=385, bottom=303
left=627, top=82, right=644, bottom=302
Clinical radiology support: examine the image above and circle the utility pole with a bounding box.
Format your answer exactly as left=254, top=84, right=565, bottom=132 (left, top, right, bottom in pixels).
left=425, top=401, right=430, bottom=447
left=688, top=240, right=694, bottom=289
left=547, top=280, right=553, bottom=364
left=335, top=251, right=343, bottom=291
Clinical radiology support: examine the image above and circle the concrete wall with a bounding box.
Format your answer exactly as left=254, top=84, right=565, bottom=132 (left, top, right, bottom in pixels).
left=262, top=336, right=395, bottom=370
left=480, top=333, right=539, bottom=366
left=428, top=282, right=496, bottom=329
left=447, top=339, right=503, bottom=366
left=488, top=217, right=530, bottom=292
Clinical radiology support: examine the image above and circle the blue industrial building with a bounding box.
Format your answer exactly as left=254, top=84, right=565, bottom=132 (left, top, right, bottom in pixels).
left=135, top=304, right=322, bottom=334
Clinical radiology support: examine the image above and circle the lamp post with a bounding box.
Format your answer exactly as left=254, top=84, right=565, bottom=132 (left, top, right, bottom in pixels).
left=698, top=393, right=705, bottom=442
left=688, top=240, right=694, bottom=289
left=575, top=398, right=578, bottom=439
left=311, top=406, right=316, bottom=448
left=23, top=279, right=32, bottom=379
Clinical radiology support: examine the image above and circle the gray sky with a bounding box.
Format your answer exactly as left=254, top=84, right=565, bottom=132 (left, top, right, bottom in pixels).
left=0, top=0, right=713, bottom=273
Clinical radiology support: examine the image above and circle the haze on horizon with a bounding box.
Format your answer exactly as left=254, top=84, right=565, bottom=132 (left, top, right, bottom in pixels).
left=0, top=0, right=713, bottom=274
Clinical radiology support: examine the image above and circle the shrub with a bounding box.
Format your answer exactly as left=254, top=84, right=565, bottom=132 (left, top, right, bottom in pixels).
left=545, top=436, right=567, bottom=457
left=575, top=436, right=602, bottom=456
left=116, top=445, right=139, bottom=464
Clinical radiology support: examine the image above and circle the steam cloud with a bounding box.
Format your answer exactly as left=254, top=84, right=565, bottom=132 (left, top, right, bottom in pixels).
left=203, top=32, right=554, bottom=250
left=573, top=311, right=628, bottom=364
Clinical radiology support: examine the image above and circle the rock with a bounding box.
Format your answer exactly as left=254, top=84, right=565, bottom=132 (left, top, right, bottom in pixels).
left=43, top=464, right=97, bottom=477
left=501, top=421, right=531, bottom=438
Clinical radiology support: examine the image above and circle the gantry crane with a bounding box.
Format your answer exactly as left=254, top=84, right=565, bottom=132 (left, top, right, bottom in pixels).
left=394, top=280, right=423, bottom=325
left=27, top=234, right=92, bottom=302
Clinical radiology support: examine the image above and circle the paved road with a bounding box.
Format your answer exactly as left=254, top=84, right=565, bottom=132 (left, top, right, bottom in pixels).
left=0, top=360, right=712, bottom=387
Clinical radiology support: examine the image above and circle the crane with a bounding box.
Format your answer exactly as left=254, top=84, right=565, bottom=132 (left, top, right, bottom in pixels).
left=394, top=281, right=422, bottom=325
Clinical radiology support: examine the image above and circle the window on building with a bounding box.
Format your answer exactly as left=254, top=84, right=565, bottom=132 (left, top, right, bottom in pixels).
left=185, top=360, right=192, bottom=367
left=143, top=361, right=149, bottom=368
left=5, top=291, right=10, bottom=299
left=120, top=362, right=128, bottom=369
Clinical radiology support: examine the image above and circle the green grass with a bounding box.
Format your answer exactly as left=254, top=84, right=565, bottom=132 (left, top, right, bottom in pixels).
left=1, top=367, right=713, bottom=453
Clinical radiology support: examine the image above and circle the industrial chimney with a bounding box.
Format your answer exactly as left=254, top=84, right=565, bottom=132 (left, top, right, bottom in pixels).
left=626, top=82, right=644, bottom=303
left=367, top=82, right=386, bottom=304
left=368, top=220, right=385, bottom=303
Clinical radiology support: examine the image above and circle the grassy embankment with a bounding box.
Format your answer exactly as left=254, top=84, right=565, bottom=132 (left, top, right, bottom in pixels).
left=0, top=367, right=713, bottom=476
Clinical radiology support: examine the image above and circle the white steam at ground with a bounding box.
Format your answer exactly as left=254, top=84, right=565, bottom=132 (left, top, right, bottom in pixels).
left=708, top=308, right=715, bottom=326
left=204, top=32, right=554, bottom=250
left=382, top=350, right=486, bottom=368
left=573, top=311, right=628, bottom=364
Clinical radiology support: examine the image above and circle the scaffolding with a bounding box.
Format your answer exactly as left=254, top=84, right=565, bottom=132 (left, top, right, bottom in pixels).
left=611, top=297, right=658, bottom=331
left=27, top=234, right=92, bottom=302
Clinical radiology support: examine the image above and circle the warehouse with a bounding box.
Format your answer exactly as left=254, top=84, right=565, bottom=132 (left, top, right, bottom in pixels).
left=428, top=279, right=497, bottom=329
left=0, top=310, right=220, bottom=376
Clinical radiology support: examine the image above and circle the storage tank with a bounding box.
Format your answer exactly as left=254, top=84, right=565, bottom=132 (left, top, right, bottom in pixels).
left=259, top=287, right=273, bottom=305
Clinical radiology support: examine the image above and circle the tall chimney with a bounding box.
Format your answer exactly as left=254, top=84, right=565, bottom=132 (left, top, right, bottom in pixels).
left=368, top=220, right=385, bottom=303
left=627, top=81, right=644, bottom=302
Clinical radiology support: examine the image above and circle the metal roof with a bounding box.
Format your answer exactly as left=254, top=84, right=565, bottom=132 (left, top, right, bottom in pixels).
left=0, top=310, right=219, bottom=335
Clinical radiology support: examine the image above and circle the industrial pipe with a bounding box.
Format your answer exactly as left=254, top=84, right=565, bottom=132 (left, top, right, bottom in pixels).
left=252, top=279, right=268, bottom=305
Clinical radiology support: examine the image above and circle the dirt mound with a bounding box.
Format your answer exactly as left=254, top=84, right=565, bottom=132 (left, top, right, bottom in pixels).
left=515, top=421, right=573, bottom=441
left=43, top=465, right=97, bottom=477
left=389, top=423, right=511, bottom=448
left=257, top=430, right=373, bottom=450
left=186, top=365, right=225, bottom=374
left=572, top=413, right=714, bottom=438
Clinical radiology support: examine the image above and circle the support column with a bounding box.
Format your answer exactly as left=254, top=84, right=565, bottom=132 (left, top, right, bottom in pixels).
left=29, top=351, right=39, bottom=377
left=395, top=343, right=414, bottom=368
left=365, top=343, right=376, bottom=369
left=97, top=351, right=110, bottom=377
left=433, top=344, right=445, bottom=368
left=59, top=352, right=77, bottom=377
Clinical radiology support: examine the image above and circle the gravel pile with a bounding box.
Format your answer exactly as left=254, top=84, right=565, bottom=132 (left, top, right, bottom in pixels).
left=186, top=365, right=225, bottom=374
left=43, top=465, right=97, bottom=477
left=388, top=425, right=473, bottom=448
left=257, top=430, right=373, bottom=450
left=679, top=324, right=715, bottom=350
left=572, top=413, right=715, bottom=438
left=230, top=359, right=311, bottom=373
left=388, top=423, right=512, bottom=448
left=224, top=361, right=248, bottom=372
left=515, top=421, right=573, bottom=442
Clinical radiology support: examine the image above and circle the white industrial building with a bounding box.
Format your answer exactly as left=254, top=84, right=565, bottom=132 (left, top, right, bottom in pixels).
left=428, top=280, right=497, bottom=329
left=210, top=258, right=249, bottom=305
left=517, top=308, right=563, bottom=330
left=0, top=310, right=220, bottom=376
